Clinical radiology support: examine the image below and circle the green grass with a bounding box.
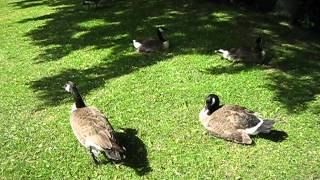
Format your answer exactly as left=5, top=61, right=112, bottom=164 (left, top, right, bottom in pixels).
left=1, top=0, right=320, bottom=178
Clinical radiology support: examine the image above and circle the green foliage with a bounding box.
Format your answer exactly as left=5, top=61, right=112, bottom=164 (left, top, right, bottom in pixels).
left=0, top=0, right=319, bottom=179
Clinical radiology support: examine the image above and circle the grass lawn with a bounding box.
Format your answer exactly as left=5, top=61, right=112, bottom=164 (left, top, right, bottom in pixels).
left=1, top=0, right=320, bottom=178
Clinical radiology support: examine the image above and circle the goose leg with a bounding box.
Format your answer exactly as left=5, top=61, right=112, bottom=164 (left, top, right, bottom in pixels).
left=89, top=146, right=99, bottom=165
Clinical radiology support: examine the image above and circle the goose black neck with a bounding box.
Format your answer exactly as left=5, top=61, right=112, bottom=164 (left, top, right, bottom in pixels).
left=206, top=108, right=213, bottom=115
left=206, top=104, right=220, bottom=115
left=72, top=88, right=86, bottom=108
left=157, top=29, right=166, bottom=42
left=255, top=44, right=263, bottom=51
left=255, top=39, right=263, bottom=51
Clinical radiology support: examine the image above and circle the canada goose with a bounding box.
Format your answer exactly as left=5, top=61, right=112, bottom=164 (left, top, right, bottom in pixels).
left=215, top=37, right=266, bottom=64
left=64, top=81, right=125, bottom=164
left=199, top=94, right=275, bottom=144
left=132, top=27, right=169, bottom=52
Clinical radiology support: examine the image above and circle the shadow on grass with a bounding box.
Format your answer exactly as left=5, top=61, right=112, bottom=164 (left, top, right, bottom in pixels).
left=116, top=128, right=151, bottom=176
left=29, top=53, right=172, bottom=107
left=266, top=46, right=320, bottom=113
left=12, top=0, right=242, bottom=64
left=255, top=130, right=288, bottom=143
left=205, top=27, right=320, bottom=113
left=204, top=63, right=267, bottom=75
left=16, top=0, right=242, bottom=109
left=11, top=0, right=320, bottom=113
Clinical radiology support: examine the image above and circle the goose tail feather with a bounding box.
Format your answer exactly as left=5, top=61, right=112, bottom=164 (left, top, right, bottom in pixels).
left=257, top=120, right=275, bottom=133
left=132, top=40, right=142, bottom=49
left=215, top=49, right=231, bottom=60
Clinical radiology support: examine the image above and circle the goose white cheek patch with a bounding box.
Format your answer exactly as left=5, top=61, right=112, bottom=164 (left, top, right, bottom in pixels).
left=211, top=98, right=215, bottom=105
left=199, top=108, right=210, bottom=128
left=65, top=84, right=71, bottom=92
left=71, top=103, right=77, bottom=112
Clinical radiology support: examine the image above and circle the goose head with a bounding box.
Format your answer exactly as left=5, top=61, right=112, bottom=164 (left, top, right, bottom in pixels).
left=157, top=27, right=166, bottom=33
left=205, top=94, right=220, bottom=115
left=64, top=81, right=86, bottom=110
left=64, top=81, right=76, bottom=93
left=156, top=27, right=168, bottom=42
left=157, top=27, right=169, bottom=49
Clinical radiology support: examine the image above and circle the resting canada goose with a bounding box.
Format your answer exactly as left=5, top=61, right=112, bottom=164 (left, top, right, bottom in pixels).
left=132, top=27, right=169, bottom=52
left=199, top=94, right=275, bottom=144
left=215, top=37, right=266, bottom=64
left=64, top=81, right=125, bottom=164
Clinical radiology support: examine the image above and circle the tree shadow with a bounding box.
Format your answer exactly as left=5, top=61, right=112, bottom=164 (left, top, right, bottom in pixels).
left=266, top=46, right=320, bottom=113
left=10, top=0, right=70, bottom=9
left=204, top=63, right=267, bottom=75
left=11, top=0, right=242, bottom=63
left=203, top=12, right=320, bottom=113
left=17, top=0, right=243, bottom=109
left=11, top=0, right=320, bottom=113
left=29, top=53, right=172, bottom=108
left=115, top=128, right=152, bottom=176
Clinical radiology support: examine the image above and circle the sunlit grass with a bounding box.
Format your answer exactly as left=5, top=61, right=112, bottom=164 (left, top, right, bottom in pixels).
left=0, top=0, right=320, bottom=179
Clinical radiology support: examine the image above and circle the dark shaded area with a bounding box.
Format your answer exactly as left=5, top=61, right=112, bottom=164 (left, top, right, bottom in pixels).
left=204, top=63, right=265, bottom=75
left=14, top=0, right=240, bottom=64
left=29, top=53, right=172, bottom=107
left=208, top=0, right=277, bottom=12
left=205, top=50, right=320, bottom=113
left=266, top=46, right=320, bottom=112
left=274, top=0, right=320, bottom=30
left=209, top=0, right=320, bottom=30
left=205, top=26, right=320, bottom=113
left=9, top=0, right=320, bottom=113
left=256, top=130, right=288, bottom=142
left=115, top=128, right=151, bottom=176
left=21, top=0, right=246, bottom=108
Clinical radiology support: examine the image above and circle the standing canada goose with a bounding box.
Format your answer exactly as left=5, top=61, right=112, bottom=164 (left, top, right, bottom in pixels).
left=132, top=27, right=169, bottom=52
left=199, top=94, right=275, bottom=144
left=64, top=81, right=125, bottom=164
left=215, top=37, right=266, bottom=64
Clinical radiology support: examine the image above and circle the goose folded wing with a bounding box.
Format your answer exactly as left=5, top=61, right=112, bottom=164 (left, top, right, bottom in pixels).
left=71, top=108, right=118, bottom=150
left=215, top=105, right=261, bottom=129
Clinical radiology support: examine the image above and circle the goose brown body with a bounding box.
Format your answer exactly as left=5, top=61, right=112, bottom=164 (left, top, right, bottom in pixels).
left=133, top=27, right=169, bottom=53
left=71, top=107, right=123, bottom=153
left=134, top=38, right=167, bottom=52
left=226, top=47, right=265, bottom=64
left=216, top=37, right=265, bottom=64
left=202, top=105, right=261, bottom=144
left=200, top=94, right=275, bottom=145
left=64, top=81, right=125, bottom=164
